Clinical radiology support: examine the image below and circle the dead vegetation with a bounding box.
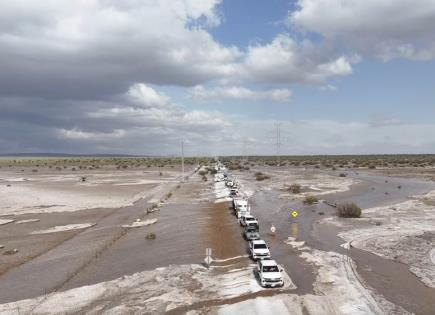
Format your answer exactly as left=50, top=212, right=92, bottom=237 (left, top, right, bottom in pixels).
left=254, top=172, right=270, bottom=181
left=219, top=154, right=435, bottom=170
left=336, top=203, right=362, bottom=218
left=303, top=195, right=319, bottom=205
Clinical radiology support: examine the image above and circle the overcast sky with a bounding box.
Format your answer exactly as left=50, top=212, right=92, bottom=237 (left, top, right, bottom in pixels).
left=1, top=0, right=435, bottom=156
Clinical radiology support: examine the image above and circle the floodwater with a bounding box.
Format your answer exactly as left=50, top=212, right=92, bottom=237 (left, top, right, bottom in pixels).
left=247, top=170, right=435, bottom=315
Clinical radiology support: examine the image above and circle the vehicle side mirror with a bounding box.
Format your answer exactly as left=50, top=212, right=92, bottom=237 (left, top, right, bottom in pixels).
left=280, top=268, right=284, bottom=272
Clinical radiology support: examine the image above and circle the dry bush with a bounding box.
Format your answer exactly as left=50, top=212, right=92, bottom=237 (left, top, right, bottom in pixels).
left=288, top=184, right=301, bottom=194
left=303, top=195, right=318, bottom=205
left=255, top=172, right=270, bottom=181
left=337, top=203, right=362, bottom=218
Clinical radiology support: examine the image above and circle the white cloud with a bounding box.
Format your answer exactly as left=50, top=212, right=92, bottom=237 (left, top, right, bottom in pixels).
left=289, top=0, right=435, bottom=60
left=0, top=0, right=240, bottom=98
left=226, top=119, right=435, bottom=155
left=190, top=85, right=292, bottom=102
left=58, top=128, right=126, bottom=140
left=320, top=84, right=337, bottom=92
left=127, top=83, right=169, bottom=107
left=241, top=34, right=356, bottom=85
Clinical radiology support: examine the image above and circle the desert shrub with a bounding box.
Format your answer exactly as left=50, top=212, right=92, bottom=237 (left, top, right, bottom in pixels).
left=32, top=169, right=38, bottom=172
left=202, top=175, right=208, bottom=181
left=336, top=203, right=362, bottom=218
left=255, top=173, right=270, bottom=181
left=198, top=170, right=207, bottom=176
left=288, top=184, right=301, bottom=194
left=303, top=195, right=319, bottom=205
left=368, top=165, right=376, bottom=169
left=210, top=169, right=217, bottom=175
left=339, top=173, right=347, bottom=177
left=145, top=233, right=156, bottom=240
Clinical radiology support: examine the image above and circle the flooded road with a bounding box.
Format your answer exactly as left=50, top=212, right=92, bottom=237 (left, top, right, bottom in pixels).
left=243, top=170, right=435, bottom=315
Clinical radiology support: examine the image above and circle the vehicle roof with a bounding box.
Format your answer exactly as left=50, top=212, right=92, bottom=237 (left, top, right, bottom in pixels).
left=252, top=239, right=266, bottom=245
left=234, top=199, right=248, bottom=204
left=260, top=259, right=278, bottom=266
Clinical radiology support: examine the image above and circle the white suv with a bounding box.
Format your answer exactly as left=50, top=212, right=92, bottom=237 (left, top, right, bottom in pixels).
left=239, top=214, right=258, bottom=227
left=249, top=239, right=271, bottom=260
left=257, top=259, right=284, bottom=288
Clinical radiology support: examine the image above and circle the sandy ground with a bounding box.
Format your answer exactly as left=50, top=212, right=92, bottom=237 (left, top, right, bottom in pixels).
left=0, top=261, right=295, bottom=314
left=232, top=166, right=356, bottom=200
left=323, top=190, right=435, bottom=288
left=1, top=163, right=434, bottom=314
left=0, top=167, right=186, bottom=215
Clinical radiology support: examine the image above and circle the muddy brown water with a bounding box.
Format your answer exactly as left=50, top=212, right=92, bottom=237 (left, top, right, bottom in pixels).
left=247, top=171, right=435, bottom=315
left=1, top=167, right=434, bottom=314
left=325, top=172, right=435, bottom=315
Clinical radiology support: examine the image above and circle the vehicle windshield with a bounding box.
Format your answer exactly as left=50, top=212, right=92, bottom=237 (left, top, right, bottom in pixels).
left=246, top=228, right=258, bottom=233
left=263, top=266, right=279, bottom=273
left=246, top=217, right=255, bottom=221
left=254, top=244, right=267, bottom=249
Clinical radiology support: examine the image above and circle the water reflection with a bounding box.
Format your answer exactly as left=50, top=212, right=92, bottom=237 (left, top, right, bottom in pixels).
left=291, top=222, right=299, bottom=238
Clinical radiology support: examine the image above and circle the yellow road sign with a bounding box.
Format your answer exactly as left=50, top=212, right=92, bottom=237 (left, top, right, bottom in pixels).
left=291, top=211, right=299, bottom=218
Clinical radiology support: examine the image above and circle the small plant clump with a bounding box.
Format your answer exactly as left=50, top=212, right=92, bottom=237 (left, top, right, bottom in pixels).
left=303, top=195, right=319, bottom=205
left=255, top=172, right=270, bottom=181
left=145, top=233, right=156, bottom=240
left=336, top=202, right=362, bottom=218
left=288, top=184, right=301, bottom=194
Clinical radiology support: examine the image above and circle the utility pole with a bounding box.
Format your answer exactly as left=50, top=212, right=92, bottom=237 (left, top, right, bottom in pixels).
left=243, top=138, right=247, bottom=162
left=181, top=140, right=185, bottom=181
left=276, top=122, right=281, bottom=166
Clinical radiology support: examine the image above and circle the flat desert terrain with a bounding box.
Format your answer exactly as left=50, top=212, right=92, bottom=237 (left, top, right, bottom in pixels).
left=0, top=157, right=434, bottom=314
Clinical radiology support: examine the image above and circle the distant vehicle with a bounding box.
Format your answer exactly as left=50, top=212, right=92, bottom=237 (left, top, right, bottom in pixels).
left=243, top=226, right=260, bottom=241
left=225, top=180, right=234, bottom=187
left=239, top=214, right=258, bottom=227
left=257, top=259, right=284, bottom=288
left=249, top=239, right=271, bottom=260
left=230, top=188, right=238, bottom=196
left=214, top=173, right=224, bottom=182
left=233, top=198, right=249, bottom=219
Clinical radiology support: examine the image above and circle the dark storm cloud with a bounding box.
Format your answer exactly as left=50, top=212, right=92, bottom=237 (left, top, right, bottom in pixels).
left=0, top=1, right=238, bottom=100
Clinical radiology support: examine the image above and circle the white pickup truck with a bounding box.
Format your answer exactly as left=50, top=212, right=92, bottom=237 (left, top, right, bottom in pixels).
left=257, top=259, right=284, bottom=288
left=249, top=239, right=271, bottom=260
left=233, top=198, right=249, bottom=219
